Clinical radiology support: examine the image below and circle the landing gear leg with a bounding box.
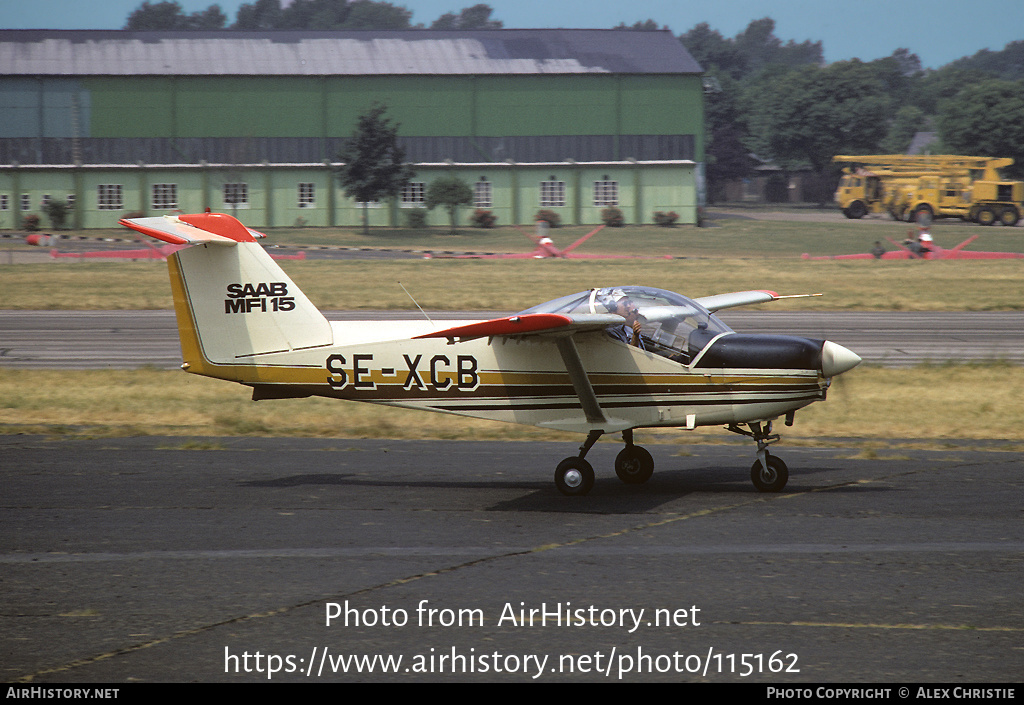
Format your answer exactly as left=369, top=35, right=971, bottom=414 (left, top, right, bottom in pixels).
left=615, top=429, right=654, bottom=484
left=728, top=421, right=789, bottom=492
left=554, top=430, right=602, bottom=496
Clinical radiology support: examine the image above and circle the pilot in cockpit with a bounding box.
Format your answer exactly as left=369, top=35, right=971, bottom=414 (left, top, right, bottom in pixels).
left=604, top=292, right=643, bottom=347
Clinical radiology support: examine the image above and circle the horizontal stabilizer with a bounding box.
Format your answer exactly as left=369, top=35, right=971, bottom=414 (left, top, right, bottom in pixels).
left=120, top=213, right=263, bottom=247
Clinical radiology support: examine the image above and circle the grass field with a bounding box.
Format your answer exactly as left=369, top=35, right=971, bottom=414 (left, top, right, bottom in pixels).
left=3, top=257, right=1024, bottom=311
left=3, top=256, right=1023, bottom=311
left=8, top=205, right=1024, bottom=257
left=4, top=207, right=1023, bottom=311
left=2, top=363, right=1023, bottom=446
left=2, top=208, right=1021, bottom=442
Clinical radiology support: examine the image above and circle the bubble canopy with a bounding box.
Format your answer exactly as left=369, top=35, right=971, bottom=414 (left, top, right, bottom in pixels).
left=518, top=286, right=735, bottom=362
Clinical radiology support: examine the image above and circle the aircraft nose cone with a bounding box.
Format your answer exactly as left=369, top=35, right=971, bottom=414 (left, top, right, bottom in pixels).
left=821, top=340, right=862, bottom=377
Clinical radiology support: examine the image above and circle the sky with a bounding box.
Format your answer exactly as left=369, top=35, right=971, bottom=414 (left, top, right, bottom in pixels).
left=1, top=0, right=1022, bottom=70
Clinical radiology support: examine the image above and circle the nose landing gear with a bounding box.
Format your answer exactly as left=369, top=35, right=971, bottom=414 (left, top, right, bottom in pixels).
left=728, top=421, right=790, bottom=492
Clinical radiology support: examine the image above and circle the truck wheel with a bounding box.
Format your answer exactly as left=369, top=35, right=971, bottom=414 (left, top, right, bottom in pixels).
left=999, top=206, right=1019, bottom=227
left=977, top=206, right=997, bottom=226
left=913, top=205, right=933, bottom=225
left=843, top=201, right=867, bottom=219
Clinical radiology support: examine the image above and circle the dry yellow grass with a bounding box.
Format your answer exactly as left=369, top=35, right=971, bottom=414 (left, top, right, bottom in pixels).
left=3, top=257, right=1024, bottom=311
left=3, top=364, right=1022, bottom=443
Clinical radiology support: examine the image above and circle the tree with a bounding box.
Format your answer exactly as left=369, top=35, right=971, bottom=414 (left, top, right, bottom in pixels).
left=880, top=105, right=927, bottom=153
left=341, top=1, right=413, bottom=29
left=680, top=18, right=821, bottom=80
left=233, top=0, right=413, bottom=30
left=425, top=176, right=473, bottom=233
left=335, top=104, right=414, bottom=234
left=745, top=61, right=891, bottom=202
left=703, top=70, right=753, bottom=202
left=431, top=4, right=502, bottom=30
left=43, top=199, right=70, bottom=230
left=233, top=0, right=283, bottom=29
left=124, top=1, right=226, bottom=30
left=945, top=40, right=1024, bottom=81
left=938, top=79, right=1024, bottom=178
left=613, top=20, right=665, bottom=31
left=679, top=23, right=744, bottom=77
left=732, top=17, right=822, bottom=75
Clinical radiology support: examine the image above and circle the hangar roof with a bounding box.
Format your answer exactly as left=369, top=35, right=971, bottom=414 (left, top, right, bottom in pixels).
left=0, top=29, right=702, bottom=76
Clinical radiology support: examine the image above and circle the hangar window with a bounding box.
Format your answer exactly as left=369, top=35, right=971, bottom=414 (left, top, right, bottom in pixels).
left=0, top=195, right=7, bottom=211
left=223, top=183, right=249, bottom=209
left=298, top=183, right=316, bottom=208
left=98, top=185, right=123, bottom=211
left=401, top=182, right=425, bottom=208
left=540, top=180, right=565, bottom=207
left=151, top=184, right=178, bottom=211
left=474, top=180, right=492, bottom=208
left=593, top=180, right=619, bottom=206
left=20, top=194, right=32, bottom=211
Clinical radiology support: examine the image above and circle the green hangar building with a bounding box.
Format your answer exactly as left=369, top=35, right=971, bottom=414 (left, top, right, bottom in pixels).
left=0, top=29, right=705, bottom=230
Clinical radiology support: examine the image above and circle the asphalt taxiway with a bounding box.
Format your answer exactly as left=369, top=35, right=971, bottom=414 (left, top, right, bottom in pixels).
left=2, top=435, right=1021, bottom=682
left=3, top=310, right=1023, bottom=369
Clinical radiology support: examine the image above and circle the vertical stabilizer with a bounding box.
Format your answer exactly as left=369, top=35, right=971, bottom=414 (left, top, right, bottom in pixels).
left=168, top=242, right=333, bottom=371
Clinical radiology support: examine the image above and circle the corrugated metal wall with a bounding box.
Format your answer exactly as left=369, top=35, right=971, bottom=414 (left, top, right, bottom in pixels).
left=0, top=134, right=696, bottom=165
left=0, top=73, right=703, bottom=165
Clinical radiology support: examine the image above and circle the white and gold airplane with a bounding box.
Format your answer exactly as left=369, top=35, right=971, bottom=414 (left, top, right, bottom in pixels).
left=121, top=212, right=861, bottom=496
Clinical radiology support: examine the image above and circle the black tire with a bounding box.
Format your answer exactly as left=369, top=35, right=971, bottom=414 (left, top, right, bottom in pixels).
left=843, top=201, right=867, bottom=219
left=999, top=206, right=1020, bottom=227
left=555, top=457, right=595, bottom=496
left=913, top=204, right=933, bottom=226
left=977, top=206, right=997, bottom=226
left=614, top=445, right=655, bottom=485
left=750, top=454, right=789, bottom=493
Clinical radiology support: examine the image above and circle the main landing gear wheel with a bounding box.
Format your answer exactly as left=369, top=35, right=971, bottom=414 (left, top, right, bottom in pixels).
left=615, top=445, right=654, bottom=484
left=750, top=453, right=789, bottom=493
left=555, top=457, right=595, bottom=496
left=1000, top=206, right=1020, bottom=227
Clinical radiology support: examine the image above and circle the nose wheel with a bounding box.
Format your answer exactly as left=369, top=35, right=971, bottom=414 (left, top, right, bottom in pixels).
left=750, top=453, right=789, bottom=492
left=729, top=421, right=790, bottom=492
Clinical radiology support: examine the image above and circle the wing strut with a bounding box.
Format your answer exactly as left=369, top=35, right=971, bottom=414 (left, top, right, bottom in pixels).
left=555, top=337, right=607, bottom=425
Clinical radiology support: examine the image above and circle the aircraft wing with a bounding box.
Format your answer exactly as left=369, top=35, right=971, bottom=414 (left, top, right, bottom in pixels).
left=413, top=312, right=621, bottom=343
left=415, top=311, right=633, bottom=432
left=695, top=290, right=821, bottom=312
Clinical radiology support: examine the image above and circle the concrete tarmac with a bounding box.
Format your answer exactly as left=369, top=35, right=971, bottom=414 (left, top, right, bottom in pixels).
left=2, top=435, right=1021, bottom=683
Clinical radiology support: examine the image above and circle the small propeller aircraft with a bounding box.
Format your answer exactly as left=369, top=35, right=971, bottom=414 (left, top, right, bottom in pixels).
left=427, top=221, right=674, bottom=260
left=803, top=232, right=1024, bottom=260
left=121, top=212, right=861, bottom=496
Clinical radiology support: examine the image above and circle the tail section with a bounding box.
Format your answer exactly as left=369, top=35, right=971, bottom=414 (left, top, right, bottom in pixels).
left=121, top=214, right=333, bottom=379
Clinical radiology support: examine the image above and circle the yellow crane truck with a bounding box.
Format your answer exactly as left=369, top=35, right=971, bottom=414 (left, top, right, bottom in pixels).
left=833, top=155, right=1023, bottom=226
